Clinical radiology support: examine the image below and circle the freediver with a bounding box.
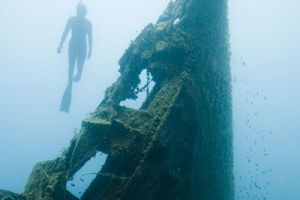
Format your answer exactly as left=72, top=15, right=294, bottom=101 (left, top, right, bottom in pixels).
left=57, top=3, right=93, bottom=82
left=58, top=3, right=92, bottom=113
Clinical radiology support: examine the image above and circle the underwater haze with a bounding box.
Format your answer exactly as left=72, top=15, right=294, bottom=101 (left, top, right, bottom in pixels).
left=230, top=0, right=300, bottom=199
left=0, top=0, right=299, bottom=199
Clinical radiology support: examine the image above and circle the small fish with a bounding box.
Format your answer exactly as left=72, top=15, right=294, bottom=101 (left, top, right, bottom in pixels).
left=254, top=183, right=261, bottom=189
left=80, top=178, right=85, bottom=182
left=71, top=183, right=76, bottom=187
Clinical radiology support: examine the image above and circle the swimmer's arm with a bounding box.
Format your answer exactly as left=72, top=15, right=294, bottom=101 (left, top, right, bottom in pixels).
left=87, top=22, right=93, bottom=59
left=57, top=18, right=72, bottom=54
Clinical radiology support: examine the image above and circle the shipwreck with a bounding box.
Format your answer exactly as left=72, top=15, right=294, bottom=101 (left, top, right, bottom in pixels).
left=0, top=0, right=233, bottom=199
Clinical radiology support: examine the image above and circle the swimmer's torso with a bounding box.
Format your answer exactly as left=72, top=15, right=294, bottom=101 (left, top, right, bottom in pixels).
left=68, top=17, right=91, bottom=47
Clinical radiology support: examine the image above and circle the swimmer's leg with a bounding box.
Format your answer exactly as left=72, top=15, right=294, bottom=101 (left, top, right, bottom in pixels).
left=73, top=46, right=87, bottom=82
left=68, top=47, right=76, bottom=83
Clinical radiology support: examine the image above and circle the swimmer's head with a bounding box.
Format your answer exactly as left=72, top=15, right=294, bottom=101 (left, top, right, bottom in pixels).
left=77, top=3, right=87, bottom=18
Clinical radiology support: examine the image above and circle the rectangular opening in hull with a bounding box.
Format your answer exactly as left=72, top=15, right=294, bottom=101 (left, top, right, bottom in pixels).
left=66, top=152, right=108, bottom=199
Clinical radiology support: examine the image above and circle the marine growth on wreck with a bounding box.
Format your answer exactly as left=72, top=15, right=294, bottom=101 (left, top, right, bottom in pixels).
left=0, top=0, right=233, bottom=199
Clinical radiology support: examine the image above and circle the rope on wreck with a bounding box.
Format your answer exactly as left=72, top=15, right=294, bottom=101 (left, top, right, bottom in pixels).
left=82, top=172, right=129, bottom=180
left=64, top=129, right=83, bottom=199
left=137, top=68, right=152, bottom=97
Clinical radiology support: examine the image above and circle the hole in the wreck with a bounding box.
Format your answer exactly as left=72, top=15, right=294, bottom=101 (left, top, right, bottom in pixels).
left=66, top=152, right=108, bottom=199
left=120, top=69, right=155, bottom=109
